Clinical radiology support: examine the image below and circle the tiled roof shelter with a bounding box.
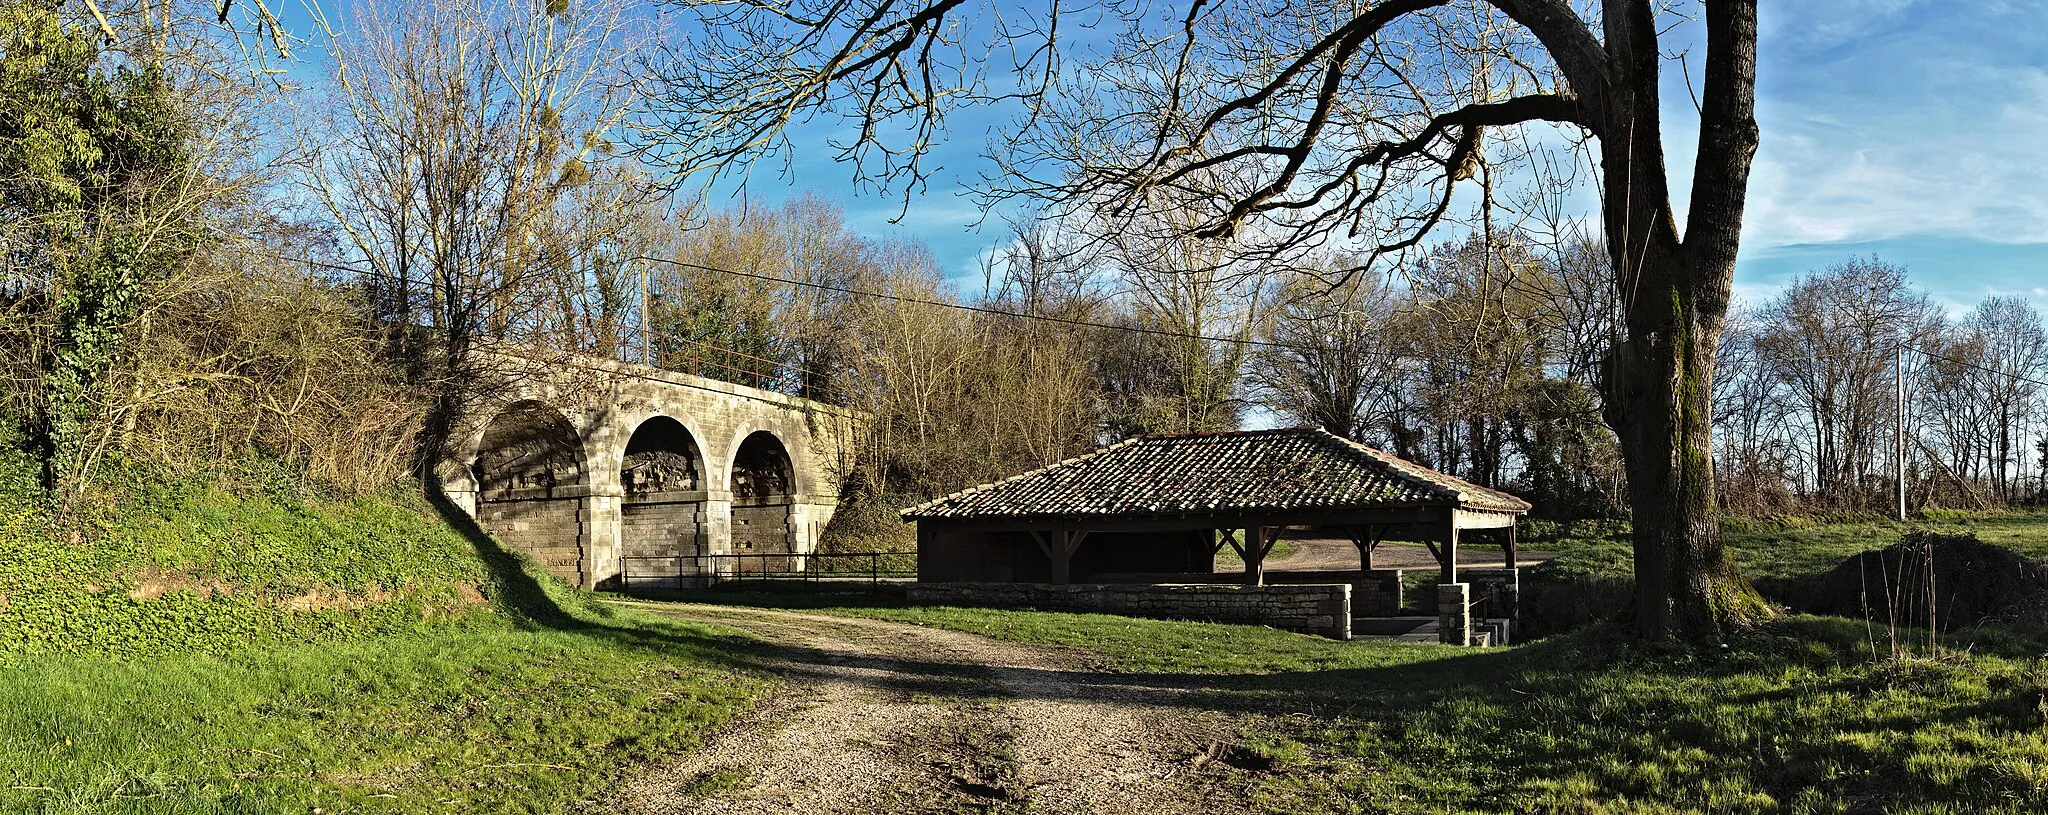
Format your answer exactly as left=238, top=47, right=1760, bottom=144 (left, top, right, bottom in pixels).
left=904, top=427, right=1531, bottom=587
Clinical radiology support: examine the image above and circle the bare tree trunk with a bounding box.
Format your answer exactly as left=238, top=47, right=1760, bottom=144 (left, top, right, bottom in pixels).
left=1606, top=247, right=1771, bottom=639
left=1598, top=0, right=1772, bottom=640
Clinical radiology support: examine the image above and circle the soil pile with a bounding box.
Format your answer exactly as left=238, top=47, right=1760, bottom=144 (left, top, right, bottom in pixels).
left=1802, top=532, right=2048, bottom=631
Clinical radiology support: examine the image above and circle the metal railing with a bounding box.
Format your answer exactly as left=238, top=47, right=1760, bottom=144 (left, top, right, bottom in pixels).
left=619, top=551, right=917, bottom=590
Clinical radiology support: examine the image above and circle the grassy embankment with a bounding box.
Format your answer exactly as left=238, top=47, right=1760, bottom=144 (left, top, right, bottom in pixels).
left=0, top=448, right=768, bottom=814
left=1505, top=511, right=2048, bottom=636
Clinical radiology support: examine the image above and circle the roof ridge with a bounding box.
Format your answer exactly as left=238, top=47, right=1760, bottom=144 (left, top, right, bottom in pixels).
left=1304, top=428, right=1464, bottom=502
left=900, top=424, right=1532, bottom=519
left=1133, top=426, right=1317, bottom=441
left=1320, top=429, right=1531, bottom=510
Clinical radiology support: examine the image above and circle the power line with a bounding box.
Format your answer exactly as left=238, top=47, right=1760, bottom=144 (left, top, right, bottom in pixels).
left=257, top=247, right=2048, bottom=398
left=255, top=247, right=1446, bottom=365
left=1908, top=343, right=2048, bottom=391
left=237, top=249, right=825, bottom=386
left=633, top=255, right=1316, bottom=352
left=631, top=254, right=1451, bottom=364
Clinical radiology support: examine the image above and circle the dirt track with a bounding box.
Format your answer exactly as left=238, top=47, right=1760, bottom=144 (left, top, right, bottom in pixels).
left=606, top=603, right=1268, bottom=815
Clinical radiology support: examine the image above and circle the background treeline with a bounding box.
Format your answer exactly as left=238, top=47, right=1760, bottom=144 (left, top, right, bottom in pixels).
left=5, top=0, right=2044, bottom=531
left=1716, top=257, right=2048, bottom=515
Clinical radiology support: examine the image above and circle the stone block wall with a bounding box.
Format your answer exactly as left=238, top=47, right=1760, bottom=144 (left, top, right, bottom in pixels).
left=439, top=347, right=860, bottom=589
left=907, top=582, right=1352, bottom=639
left=1265, top=569, right=1405, bottom=617
left=1354, top=569, right=1405, bottom=617
left=620, top=493, right=705, bottom=581
left=731, top=502, right=794, bottom=571
left=479, top=496, right=586, bottom=585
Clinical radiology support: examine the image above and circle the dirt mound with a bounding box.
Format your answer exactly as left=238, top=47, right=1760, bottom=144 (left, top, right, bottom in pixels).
left=1801, top=532, right=2048, bottom=631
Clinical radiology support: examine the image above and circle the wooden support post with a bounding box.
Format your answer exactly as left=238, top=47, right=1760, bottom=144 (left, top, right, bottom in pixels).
left=1219, top=529, right=1246, bottom=562
left=1244, top=526, right=1276, bottom=587
left=1504, top=523, right=1518, bottom=571
left=1344, top=525, right=1379, bottom=571
left=1029, top=529, right=1084, bottom=585
left=1440, top=523, right=1459, bottom=585
left=1065, top=531, right=1089, bottom=582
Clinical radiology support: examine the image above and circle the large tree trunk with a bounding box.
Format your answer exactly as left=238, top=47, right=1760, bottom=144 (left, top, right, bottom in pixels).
left=1595, top=0, right=1772, bottom=641
left=1604, top=246, right=1774, bottom=640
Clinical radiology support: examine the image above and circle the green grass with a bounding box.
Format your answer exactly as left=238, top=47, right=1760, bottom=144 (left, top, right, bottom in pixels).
left=1214, top=536, right=1300, bottom=570
left=0, top=450, right=774, bottom=813
left=710, top=592, right=2048, bottom=814
left=1526, top=511, right=2048, bottom=584
left=0, top=614, right=768, bottom=813
left=0, top=457, right=504, bottom=661
left=1485, top=511, right=2048, bottom=637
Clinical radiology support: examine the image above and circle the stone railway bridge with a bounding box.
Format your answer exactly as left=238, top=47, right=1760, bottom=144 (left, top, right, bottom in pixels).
left=435, top=348, right=858, bottom=589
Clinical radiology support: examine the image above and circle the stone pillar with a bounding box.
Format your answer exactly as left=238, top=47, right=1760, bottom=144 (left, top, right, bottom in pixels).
left=1437, top=582, right=1471, bottom=646
left=582, top=488, right=624, bottom=590
left=702, top=489, right=734, bottom=579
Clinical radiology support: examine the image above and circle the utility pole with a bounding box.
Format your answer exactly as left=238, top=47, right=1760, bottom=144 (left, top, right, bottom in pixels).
left=1897, top=345, right=1908, bottom=522
left=639, top=259, right=652, bottom=366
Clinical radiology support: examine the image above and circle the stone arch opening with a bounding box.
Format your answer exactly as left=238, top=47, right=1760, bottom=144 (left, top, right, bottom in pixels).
left=730, top=430, right=797, bottom=572
left=620, top=416, right=710, bottom=585
left=473, top=401, right=590, bottom=585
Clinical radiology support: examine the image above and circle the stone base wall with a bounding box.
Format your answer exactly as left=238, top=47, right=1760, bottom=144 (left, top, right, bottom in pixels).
left=1354, top=570, right=1405, bottom=616
left=1264, top=569, right=1405, bottom=617
left=908, top=582, right=1351, bottom=639
left=479, top=496, right=585, bottom=585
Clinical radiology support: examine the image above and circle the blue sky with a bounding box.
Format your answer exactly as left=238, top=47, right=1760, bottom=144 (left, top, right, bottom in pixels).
left=1733, top=0, right=2048, bottom=314
left=284, top=1, right=2046, bottom=313
left=749, top=1, right=2048, bottom=313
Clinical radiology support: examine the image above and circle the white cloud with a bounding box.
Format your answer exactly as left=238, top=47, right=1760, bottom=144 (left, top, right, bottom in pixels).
left=1760, top=0, right=1928, bottom=49
left=1740, top=62, right=2048, bottom=252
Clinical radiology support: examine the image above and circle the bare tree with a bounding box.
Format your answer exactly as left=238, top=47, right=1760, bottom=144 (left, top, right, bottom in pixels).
left=1962, top=297, right=2048, bottom=502
left=1753, top=259, right=1941, bottom=507
left=647, top=0, right=1775, bottom=639
left=304, top=0, right=657, bottom=473
left=1096, top=211, right=1267, bottom=436
left=1251, top=265, right=1396, bottom=440
left=307, top=0, right=653, bottom=352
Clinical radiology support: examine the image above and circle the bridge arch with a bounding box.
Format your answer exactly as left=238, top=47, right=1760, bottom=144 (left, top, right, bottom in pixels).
left=729, top=429, right=797, bottom=572
left=471, top=400, right=593, bottom=585
left=618, top=415, right=711, bottom=584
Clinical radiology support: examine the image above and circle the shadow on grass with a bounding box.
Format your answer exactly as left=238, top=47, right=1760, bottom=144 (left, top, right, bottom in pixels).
left=604, top=589, right=1551, bottom=715
left=420, top=487, right=798, bottom=676
left=415, top=500, right=2048, bottom=811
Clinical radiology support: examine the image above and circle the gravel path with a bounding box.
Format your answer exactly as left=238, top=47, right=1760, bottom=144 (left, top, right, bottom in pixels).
left=606, top=603, right=1265, bottom=815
